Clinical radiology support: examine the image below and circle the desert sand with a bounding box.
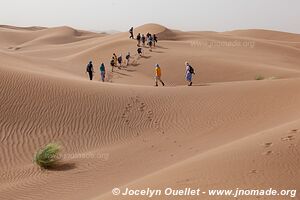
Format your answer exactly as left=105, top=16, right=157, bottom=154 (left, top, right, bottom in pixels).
left=0, top=23, right=299, bottom=200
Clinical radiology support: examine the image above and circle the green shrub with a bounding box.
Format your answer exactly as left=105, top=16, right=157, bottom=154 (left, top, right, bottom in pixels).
left=34, top=143, right=61, bottom=169
left=255, top=75, right=264, bottom=80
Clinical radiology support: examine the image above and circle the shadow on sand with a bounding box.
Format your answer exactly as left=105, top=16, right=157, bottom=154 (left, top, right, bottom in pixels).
left=155, top=45, right=169, bottom=50
left=125, top=69, right=137, bottom=72
left=113, top=71, right=132, bottom=77
left=130, top=62, right=141, bottom=67
left=140, top=55, right=152, bottom=59
left=47, top=162, right=77, bottom=172
left=189, top=83, right=210, bottom=87
left=152, top=50, right=165, bottom=53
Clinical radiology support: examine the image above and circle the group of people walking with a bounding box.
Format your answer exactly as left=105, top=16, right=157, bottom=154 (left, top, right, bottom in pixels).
left=86, top=27, right=196, bottom=86
left=110, top=52, right=131, bottom=72
left=136, top=33, right=157, bottom=51
left=86, top=61, right=106, bottom=82
left=129, top=27, right=157, bottom=51
left=153, top=62, right=195, bottom=87
left=86, top=59, right=195, bottom=86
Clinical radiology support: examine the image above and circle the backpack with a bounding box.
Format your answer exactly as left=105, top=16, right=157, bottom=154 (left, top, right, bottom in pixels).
left=118, top=57, right=122, bottom=63
left=189, top=65, right=195, bottom=74
left=110, top=59, right=115, bottom=66
left=87, top=63, right=93, bottom=72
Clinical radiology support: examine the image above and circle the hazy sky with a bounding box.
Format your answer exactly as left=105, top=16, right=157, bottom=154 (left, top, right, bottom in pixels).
left=1, top=0, right=300, bottom=33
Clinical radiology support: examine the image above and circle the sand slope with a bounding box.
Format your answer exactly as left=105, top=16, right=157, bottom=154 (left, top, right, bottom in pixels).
left=0, top=24, right=300, bottom=200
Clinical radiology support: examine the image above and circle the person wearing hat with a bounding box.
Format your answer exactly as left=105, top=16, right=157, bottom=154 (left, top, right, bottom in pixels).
left=185, top=61, right=195, bottom=86
left=99, top=63, right=106, bottom=82
left=86, top=60, right=94, bottom=80
left=113, top=53, right=118, bottom=68
left=154, top=64, right=165, bottom=87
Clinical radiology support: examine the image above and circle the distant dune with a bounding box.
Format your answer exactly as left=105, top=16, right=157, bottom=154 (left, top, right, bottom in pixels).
left=0, top=24, right=299, bottom=200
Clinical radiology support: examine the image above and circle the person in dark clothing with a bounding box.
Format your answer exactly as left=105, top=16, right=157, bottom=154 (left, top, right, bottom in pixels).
left=153, top=34, right=158, bottom=47
left=110, top=57, right=115, bottom=72
left=148, top=35, right=153, bottom=51
left=86, top=61, right=94, bottom=80
left=118, top=54, right=123, bottom=67
left=137, top=47, right=143, bottom=57
left=146, top=32, right=151, bottom=39
left=126, top=52, right=131, bottom=66
left=136, top=33, right=141, bottom=46
left=141, top=34, right=146, bottom=46
left=129, top=27, right=134, bottom=39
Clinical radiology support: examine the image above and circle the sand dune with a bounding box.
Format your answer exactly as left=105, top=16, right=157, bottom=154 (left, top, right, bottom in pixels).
left=225, top=29, right=300, bottom=42
left=0, top=24, right=299, bottom=200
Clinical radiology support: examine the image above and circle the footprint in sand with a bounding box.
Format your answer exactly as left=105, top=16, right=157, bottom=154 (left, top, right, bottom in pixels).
left=138, top=103, right=146, bottom=111
left=263, top=150, right=273, bottom=156
left=147, top=110, right=154, bottom=121
left=281, top=135, right=294, bottom=142
left=249, top=169, right=257, bottom=174
left=263, top=142, right=273, bottom=148
left=288, top=144, right=297, bottom=149
left=131, top=96, right=140, bottom=103
left=154, top=121, right=160, bottom=130
left=121, top=113, right=128, bottom=118
left=147, top=110, right=153, bottom=117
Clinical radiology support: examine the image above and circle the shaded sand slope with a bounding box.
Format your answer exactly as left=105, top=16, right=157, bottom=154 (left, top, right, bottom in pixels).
left=0, top=24, right=300, bottom=200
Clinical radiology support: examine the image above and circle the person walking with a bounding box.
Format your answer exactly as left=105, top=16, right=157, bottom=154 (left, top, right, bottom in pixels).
left=129, top=27, right=134, bottom=39
left=136, top=33, right=141, bottom=47
left=110, top=57, right=115, bottom=72
left=148, top=34, right=153, bottom=51
left=153, top=34, right=158, bottom=47
left=86, top=61, right=94, bottom=80
left=99, top=63, right=106, bottom=82
left=113, top=53, right=118, bottom=68
left=146, top=32, right=151, bottom=39
left=154, top=64, right=165, bottom=87
left=185, top=62, right=195, bottom=86
left=118, top=54, right=123, bottom=67
left=141, top=34, right=146, bottom=46
left=137, top=47, right=143, bottom=57
left=126, top=52, right=131, bottom=66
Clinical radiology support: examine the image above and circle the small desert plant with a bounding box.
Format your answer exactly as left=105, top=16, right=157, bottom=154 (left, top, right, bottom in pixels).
left=34, top=143, right=61, bottom=169
left=255, top=75, right=264, bottom=80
